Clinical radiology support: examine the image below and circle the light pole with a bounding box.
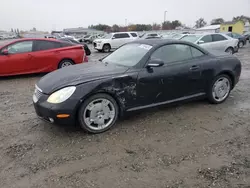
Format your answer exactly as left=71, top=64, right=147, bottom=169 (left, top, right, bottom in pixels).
left=164, top=11, right=167, bottom=23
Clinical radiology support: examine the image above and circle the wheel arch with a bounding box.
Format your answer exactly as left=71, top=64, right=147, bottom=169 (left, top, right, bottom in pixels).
left=58, top=58, right=75, bottom=68
left=74, top=91, right=125, bottom=122
left=216, top=70, right=235, bottom=88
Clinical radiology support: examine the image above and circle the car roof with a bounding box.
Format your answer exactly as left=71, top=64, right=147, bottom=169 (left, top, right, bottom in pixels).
left=129, top=38, right=192, bottom=46
left=8, top=38, right=60, bottom=43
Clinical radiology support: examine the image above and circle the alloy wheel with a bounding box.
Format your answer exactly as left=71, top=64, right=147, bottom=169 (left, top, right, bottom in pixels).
left=212, top=77, right=231, bottom=102
left=83, top=98, right=116, bottom=131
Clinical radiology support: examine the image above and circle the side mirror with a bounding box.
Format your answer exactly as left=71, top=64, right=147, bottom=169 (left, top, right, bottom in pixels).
left=2, top=49, right=8, bottom=55
left=146, top=59, right=164, bottom=68
left=198, top=40, right=204, bottom=44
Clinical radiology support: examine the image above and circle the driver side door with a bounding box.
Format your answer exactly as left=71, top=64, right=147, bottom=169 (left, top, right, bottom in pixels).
left=0, top=40, right=34, bottom=75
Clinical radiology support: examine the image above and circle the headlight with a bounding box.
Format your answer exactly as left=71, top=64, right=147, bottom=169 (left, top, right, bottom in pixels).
left=47, top=86, right=76, bottom=104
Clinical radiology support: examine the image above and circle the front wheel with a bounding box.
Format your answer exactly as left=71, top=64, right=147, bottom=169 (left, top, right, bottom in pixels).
left=78, top=93, right=119, bottom=134
left=102, top=44, right=111, bottom=53
left=207, top=74, right=232, bottom=104
left=238, top=41, right=244, bottom=48
left=225, top=47, right=234, bottom=54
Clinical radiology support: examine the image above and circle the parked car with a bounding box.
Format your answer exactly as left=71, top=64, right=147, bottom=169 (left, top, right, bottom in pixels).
left=0, top=38, right=87, bottom=76
left=33, top=39, right=241, bottom=133
left=180, top=33, right=239, bottom=54
left=93, top=32, right=138, bottom=52
left=80, top=35, right=99, bottom=44
left=224, top=32, right=247, bottom=48
left=59, top=37, right=91, bottom=56
left=243, top=31, right=250, bottom=43
left=172, top=33, right=188, bottom=40
left=140, top=33, right=161, bottom=38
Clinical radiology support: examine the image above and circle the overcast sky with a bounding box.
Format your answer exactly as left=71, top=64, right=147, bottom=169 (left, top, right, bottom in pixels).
left=1, top=0, right=249, bottom=31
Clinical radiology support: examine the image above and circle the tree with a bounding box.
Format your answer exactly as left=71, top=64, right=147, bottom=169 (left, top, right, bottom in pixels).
left=152, top=23, right=161, bottom=30
left=111, top=24, right=120, bottom=32
left=171, top=20, right=182, bottom=28
left=11, top=28, right=14, bottom=32
left=232, top=15, right=250, bottom=23
left=88, top=24, right=111, bottom=31
left=195, top=18, right=207, bottom=28
left=211, top=18, right=224, bottom=25
left=162, top=21, right=173, bottom=30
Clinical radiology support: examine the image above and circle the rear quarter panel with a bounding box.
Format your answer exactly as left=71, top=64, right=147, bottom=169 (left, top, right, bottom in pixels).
left=59, top=46, right=84, bottom=64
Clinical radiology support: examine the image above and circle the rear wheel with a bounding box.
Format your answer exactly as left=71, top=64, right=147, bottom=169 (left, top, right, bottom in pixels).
left=225, top=47, right=234, bottom=54
left=58, top=59, right=74, bottom=69
left=78, top=93, right=119, bottom=134
left=207, top=74, right=232, bottom=104
left=102, top=44, right=111, bottom=53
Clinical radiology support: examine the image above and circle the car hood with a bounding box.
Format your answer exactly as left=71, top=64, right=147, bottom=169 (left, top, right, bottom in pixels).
left=94, top=38, right=110, bottom=43
left=37, top=62, right=129, bottom=94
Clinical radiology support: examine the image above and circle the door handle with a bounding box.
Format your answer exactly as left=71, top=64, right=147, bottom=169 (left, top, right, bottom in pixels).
left=190, top=65, right=200, bottom=71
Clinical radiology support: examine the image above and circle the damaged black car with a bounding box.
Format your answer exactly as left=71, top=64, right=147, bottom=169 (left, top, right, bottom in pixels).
left=33, top=39, right=241, bottom=133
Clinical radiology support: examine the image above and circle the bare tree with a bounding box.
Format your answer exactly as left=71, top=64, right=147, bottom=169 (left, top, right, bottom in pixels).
left=195, top=18, right=207, bottom=28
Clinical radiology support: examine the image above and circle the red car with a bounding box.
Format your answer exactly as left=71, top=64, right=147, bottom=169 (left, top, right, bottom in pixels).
left=0, top=38, right=88, bottom=76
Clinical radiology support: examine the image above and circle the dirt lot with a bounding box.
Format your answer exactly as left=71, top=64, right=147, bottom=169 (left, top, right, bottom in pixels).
left=0, top=42, right=250, bottom=188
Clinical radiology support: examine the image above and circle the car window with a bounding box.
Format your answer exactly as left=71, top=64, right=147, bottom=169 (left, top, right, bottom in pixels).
left=212, top=34, right=227, bottom=42
left=148, top=34, right=158, bottom=37
left=4, top=41, right=33, bottom=54
left=33, top=40, right=61, bottom=51
left=232, top=33, right=241, bottom=38
left=151, top=44, right=193, bottom=64
left=114, top=33, right=130, bottom=39
left=130, top=33, right=138, bottom=37
left=226, top=33, right=233, bottom=37
left=200, top=35, right=212, bottom=43
left=190, top=47, right=205, bottom=58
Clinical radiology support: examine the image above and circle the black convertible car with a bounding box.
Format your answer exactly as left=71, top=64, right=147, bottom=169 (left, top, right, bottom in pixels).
left=33, top=39, right=241, bottom=133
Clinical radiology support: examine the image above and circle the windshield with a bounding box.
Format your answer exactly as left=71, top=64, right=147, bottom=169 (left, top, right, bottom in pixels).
left=103, top=34, right=112, bottom=39
left=102, top=43, right=152, bottom=67
left=180, top=35, right=201, bottom=43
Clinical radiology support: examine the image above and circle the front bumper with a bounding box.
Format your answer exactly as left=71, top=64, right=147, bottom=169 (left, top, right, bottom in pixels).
left=93, top=42, right=103, bottom=50
left=33, top=92, right=78, bottom=126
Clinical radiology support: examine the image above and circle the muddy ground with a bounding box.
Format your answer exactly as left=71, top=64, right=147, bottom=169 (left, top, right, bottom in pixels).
left=0, top=42, right=250, bottom=188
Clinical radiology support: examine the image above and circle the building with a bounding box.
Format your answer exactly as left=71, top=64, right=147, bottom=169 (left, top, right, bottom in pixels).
left=220, top=20, right=245, bottom=34
left=244, top=21, right=250, bottom=32
left=195, top=25, right=220, bottom=34
left=63, top=27, right=105, bottom=36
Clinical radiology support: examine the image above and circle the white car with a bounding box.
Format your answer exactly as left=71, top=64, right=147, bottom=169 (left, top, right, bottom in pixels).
left=93, top=32, right=139, bottom=52
left=180, top=33, right=239, bottom=54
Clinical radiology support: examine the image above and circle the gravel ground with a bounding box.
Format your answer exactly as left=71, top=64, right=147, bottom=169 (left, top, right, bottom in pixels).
left=0, top=41, right=250, bottom=188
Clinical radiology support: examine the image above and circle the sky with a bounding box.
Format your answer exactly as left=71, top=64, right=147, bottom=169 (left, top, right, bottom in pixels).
left=1, top=0, right=249, bottom=31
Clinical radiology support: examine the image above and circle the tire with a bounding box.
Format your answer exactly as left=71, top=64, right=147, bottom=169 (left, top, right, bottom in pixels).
left=225, top=47, right=234, bottom=54
left=102, top=44, right=111, bottom=53
left=78, top=93, right=119, bottom=134
left=238, top=41, right=244, bottom=48
left=207, top=74, right=232, bottom=104
left=58, top=59, right=74, bottom=69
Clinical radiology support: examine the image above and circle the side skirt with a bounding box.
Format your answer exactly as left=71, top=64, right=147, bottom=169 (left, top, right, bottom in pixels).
left=126, top=93, right=206, bottom=112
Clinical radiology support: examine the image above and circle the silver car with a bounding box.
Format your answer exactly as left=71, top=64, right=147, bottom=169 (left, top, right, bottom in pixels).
left=180, top=33, right=239, bottom=54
